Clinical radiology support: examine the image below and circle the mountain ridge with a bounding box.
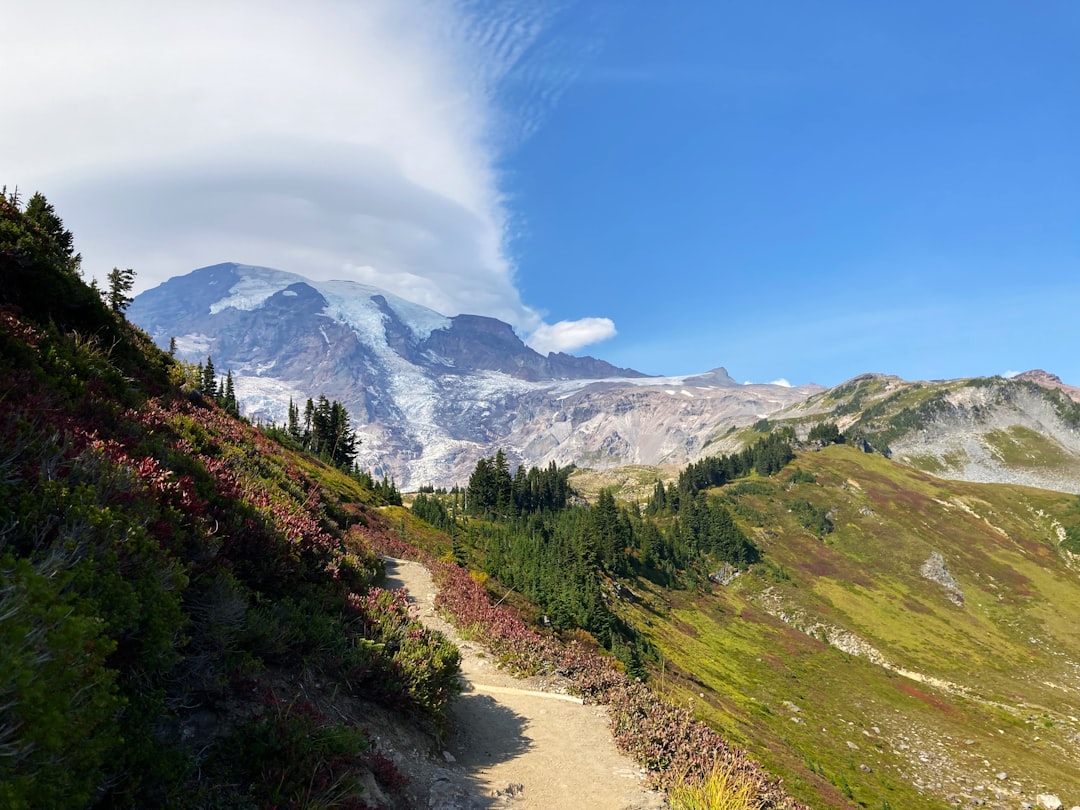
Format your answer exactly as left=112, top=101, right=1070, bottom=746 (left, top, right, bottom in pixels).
left=130, top=263, right=817, bottom=488
left=131, top=264, right=1080, bottom=498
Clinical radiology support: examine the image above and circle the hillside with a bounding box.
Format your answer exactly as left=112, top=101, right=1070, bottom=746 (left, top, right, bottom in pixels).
left=0, top=191, right=470, bottom=807
left=425, top=431, right=1080, bottom=808
left=613, top=445, right=1080, bottom=808
left=773, top=373, right=1080, bottom=495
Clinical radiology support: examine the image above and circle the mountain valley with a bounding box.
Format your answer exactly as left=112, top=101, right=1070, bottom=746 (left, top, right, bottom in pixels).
left=7, top=203, right=1080, bottom=810
left=606, top=444, right=1080, bottom=808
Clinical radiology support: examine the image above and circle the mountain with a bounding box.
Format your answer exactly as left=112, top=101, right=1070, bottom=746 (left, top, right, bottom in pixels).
left=612, top=444, right=1080, bottom=809
left=765, top=372, right=1080, bottom=495
left=130, top=263, right=819, bottom=488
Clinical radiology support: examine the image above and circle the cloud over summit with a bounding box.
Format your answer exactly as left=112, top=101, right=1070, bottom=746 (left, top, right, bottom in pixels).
left=1, top=0, right=610, bottom=353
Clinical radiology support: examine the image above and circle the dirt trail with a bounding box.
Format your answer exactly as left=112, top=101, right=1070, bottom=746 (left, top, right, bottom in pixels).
left=382, top=557, right=666, bottom=810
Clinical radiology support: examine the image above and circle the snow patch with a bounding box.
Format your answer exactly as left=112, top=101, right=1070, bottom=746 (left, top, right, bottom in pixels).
left=319, top=280, right=449, bottom=342
left=209, top=267, right=301, bottom=314
left=173, top=333, right=214, bottom=357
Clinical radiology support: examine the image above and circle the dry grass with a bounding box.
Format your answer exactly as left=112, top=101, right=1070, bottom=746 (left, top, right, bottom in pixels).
left=667, top=760, right=763, bottom=810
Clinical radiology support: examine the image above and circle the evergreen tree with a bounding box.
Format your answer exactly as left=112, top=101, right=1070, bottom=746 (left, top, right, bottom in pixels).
left=224, top=371, right=238, bottom=416
left=1, top=190, right=114, bottom=333
left=303, top=398, right=314, bottom=446
left=808, top=421, right=843, bottom=445
left=466, top=457, right=496, bottom=515
left=492, top=449, right=513, bottom=513
left=287, top=399, right=301, bottom=441
left=106, top=266, right=136, bottom=313
left=201, top=356, right=216, bottom=397
left=23, top=191, right=80, bottom=273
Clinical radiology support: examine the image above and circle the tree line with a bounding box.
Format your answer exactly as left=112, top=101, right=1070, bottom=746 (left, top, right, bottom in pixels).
left=408, top=436, right=798, bottom=676
left=283, top=395, right=358, bottom=470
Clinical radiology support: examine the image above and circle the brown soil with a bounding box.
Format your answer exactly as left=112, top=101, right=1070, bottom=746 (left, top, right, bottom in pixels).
left=382, top=557, right=667, bottom=810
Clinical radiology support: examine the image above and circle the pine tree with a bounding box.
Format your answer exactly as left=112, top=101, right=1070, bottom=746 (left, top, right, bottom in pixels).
left=201, top=356, right=216, bottom=397
left=287, top=399, right=301, bottom=440
left=24, top=192, right=81, bottom=273
left=302, top=398, right=314, bottom=447
left=106, top=267, right=136, bottom=313
left=224, top=371, right=238, bottom=415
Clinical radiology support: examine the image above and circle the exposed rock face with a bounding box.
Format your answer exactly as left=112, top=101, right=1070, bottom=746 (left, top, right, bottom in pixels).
left=130, top=264, right=819, bottom=489
left=782, top=372, right=1080, bottom=495
left=886, top=382, right=1080, bottom=494
left=1017, top=370, right=1080, bottom=404
left=920, top=551, right=964, bottom=606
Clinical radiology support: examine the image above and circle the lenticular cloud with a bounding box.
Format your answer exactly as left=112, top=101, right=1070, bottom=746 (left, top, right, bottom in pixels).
left=0, top=0, right=614, bottom=353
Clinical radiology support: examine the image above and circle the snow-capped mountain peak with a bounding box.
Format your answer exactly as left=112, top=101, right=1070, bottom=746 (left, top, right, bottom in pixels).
left=129, top=263, right=818, bottom=488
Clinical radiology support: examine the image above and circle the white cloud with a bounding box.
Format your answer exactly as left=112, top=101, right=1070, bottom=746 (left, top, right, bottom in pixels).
left=741, top=378, right=792, bottom=387
left=528, top=318, right=617, bottom=355
left=1002, top=370, right=1021, bottom=379
left=0, top=0, right=608, bottom=351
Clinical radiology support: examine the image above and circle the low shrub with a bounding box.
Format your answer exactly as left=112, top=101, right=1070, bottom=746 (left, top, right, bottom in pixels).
left=367, top=526, right=806, bottom=808
left=216, top=693, right=374, bottom=809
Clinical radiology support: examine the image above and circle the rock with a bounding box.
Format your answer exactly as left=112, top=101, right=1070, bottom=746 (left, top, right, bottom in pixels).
left=709, top=563, right=741, bottom=586
left=920, top=551, right=965, bottom=605
left=358, top=771, right=389, bottom=808
left=492, top=783, right=525, bottom=801
left=859, top=763, right=873, bottom=773
left=846, top=741, right=860, bottom=750
left=1037, top=795, right=1063, bottom=810
left=429, top=776, right=473, bottom=810
left=996, top=772, right=1007, bottom=780
left=443, top=750, right=457, bottom=763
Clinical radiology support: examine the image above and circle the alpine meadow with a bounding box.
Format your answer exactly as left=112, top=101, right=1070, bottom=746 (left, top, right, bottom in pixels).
left=5, top=188, right=1080, bottom=809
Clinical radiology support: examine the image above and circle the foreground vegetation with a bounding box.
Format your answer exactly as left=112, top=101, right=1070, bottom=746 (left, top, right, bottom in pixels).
left=0, top=190, right=460, bottom=807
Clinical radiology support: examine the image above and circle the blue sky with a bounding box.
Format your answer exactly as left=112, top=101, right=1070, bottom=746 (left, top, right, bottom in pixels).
left=2, top=2, right=1077, bottom=386
left=505, top=2, right=1080, bottom=384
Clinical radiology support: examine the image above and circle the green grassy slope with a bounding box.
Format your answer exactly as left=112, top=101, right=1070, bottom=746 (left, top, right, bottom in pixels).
left=616, top=446, right=1080, bottom=809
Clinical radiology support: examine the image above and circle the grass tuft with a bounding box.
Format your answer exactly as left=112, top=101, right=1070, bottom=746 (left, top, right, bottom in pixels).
left=668, top=759, right=763, bottom=810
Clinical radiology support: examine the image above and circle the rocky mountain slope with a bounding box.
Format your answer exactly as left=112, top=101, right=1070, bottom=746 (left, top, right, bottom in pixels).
left=766, top=372, right=1080, bottom=495
left=130, top=263, right=818, bottom=489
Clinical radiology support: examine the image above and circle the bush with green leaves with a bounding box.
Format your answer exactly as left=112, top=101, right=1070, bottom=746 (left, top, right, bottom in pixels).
left=0, top=554, right=121, bottom=810
left=346, top=587, right=462, bottom=726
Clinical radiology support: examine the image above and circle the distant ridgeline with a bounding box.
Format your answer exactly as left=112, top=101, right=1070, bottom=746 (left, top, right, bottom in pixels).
left=410, top=434, right=797, bottom=675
